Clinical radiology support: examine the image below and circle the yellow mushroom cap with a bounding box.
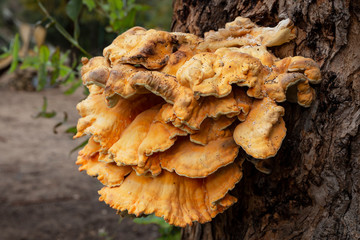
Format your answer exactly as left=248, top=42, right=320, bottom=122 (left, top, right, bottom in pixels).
left=233, top=97, right=286, bottom=159
left=109, top=106, right=186, bottom=169
left=132, top=153, right=162, bottom=177
left=75, top=85, right=162, bottom=152
left=81, top=56, right=110, bottom=87
left=197, top=17, right=296, bottom=51
left=264, top=56, right=321, bottom=107
left=223, top=46, right=277, bottom=67
left=98, top=161, right=242, bottom=227
left=109, top=107, right=161, bottom=166
left=171, top=92, right=240, bottom=130
left=190, top=116, right=235, bottom=146
left=160, top=44, right=197, bottom=76
left=177, top=49, right=269, bottom=99
left=103, top=27, right=177, bottom=69
left=160, top=135, right=238, bottom=178
left=76, top=138, right=132, bottom=187
left=233, top=87, right=253, bottom=121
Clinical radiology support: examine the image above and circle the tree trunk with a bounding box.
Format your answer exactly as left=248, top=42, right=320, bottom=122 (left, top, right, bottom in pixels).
left=172, top=0, right=360, bottom=239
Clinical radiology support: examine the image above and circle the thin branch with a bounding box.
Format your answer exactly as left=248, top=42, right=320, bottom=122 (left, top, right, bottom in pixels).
left=37, top=1, right=92, bottom=58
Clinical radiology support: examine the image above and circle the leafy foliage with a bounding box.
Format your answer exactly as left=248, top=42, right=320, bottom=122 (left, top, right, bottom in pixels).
left=19, top=46, right=75, bottom=91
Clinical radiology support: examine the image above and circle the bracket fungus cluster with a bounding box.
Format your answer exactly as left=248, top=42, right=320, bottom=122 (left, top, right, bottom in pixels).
left=75, top=17, right=321, bottom=227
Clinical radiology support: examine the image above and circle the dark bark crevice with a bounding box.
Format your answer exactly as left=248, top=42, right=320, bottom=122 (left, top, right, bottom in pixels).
left=172, top=0, right=360, bottom=239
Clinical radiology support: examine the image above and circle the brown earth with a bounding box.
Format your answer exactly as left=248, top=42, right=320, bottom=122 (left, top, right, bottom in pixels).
left=0, top=85, right=160, bottom=240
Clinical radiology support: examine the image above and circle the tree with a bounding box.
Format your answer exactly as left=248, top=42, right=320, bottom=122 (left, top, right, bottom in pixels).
left=172, top=0, right=360, bottom=239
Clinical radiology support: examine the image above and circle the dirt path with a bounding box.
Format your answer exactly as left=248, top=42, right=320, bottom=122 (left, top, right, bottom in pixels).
left=0, top=87, right=159, bottom=240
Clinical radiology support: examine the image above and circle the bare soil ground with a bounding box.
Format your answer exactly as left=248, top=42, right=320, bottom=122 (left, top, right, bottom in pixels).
left=0, top=86, right=159, bottom=240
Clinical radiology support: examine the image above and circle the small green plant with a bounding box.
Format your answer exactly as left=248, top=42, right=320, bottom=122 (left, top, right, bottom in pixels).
left=133, top=215, right=181, bottom=240
left=34, top=96, right=56, bottom=118
left=0, top=35, right=78, bottom=91
left=21, top=46, right=77, bottom=91
left=0, top=33, right=20, bottom=73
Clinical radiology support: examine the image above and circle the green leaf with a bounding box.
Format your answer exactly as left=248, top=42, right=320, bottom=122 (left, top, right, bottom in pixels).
left=37, top=45, right=50, bottom=91
left=39, top=112, right=57, bottom=118
left=65, top=126, right=77, bottom=134
left=64, top=77, right=82, bottom=95
left=66, top=0, right=82, bottom=22
left=121, top=8, right=136, bottom=29
left=9, top=33, right=20, bottom=73
left=20, top=55, right=39, bottom=69
left=82, top=0, right=95, bottom=11
left=70, top=138, right=89, bottom=155
left=133, top=215, right=171, bottom=229
left=50, top=48, right=61, bottom=84
left=35, top=97, right=57, bottom=118
left=39, top=45, right=50, bottom=63
left=53, top=112, right=68, bottom=134
left=59, top=70, right=74, bottom=85
left=0, top=52, right=11, bottom=59
left=59, top=65, right=73, bottom=78
left=108, top=0, right=123, bottom=11
left=83, top=85, right=90, bottom=96
left=133, top=4, right=150, bottom=12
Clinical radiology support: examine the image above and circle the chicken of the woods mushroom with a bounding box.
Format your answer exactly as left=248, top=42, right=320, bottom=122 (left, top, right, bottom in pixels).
left=75, top=17, right=321, bottom=227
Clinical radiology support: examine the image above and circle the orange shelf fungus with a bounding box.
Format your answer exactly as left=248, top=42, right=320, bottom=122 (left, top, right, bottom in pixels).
left=75, top=17, right=321, bottom=227
left=233, top=97, right=286, bottom=159
left=103, top=27, right=176, bottom=69
left=197, top=17, right=296, bottom=51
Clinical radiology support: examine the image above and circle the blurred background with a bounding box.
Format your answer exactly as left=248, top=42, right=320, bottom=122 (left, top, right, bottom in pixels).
left=0, top=0, right=179, bottom=239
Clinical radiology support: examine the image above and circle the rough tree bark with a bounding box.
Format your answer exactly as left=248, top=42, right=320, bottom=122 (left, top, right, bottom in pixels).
left=171, top=1, right=360, bottom=239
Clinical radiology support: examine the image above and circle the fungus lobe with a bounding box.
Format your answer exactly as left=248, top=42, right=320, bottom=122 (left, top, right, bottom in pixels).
left=75, top=16, right=321, bottom=227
